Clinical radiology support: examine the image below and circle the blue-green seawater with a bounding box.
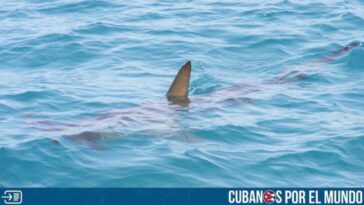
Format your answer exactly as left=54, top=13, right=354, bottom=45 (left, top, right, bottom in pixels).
left=0, top=0, right=364, bottom=187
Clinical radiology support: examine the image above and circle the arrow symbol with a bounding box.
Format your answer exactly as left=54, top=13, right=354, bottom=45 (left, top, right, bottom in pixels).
left=2, top=193, right=13, bottom=201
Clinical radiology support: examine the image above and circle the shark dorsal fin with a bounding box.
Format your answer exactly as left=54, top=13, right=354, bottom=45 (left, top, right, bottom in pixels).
left=166, top=61, right=191, bottom=98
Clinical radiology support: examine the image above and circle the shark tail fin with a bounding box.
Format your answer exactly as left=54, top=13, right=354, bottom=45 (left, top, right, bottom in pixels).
left=166, top=61, right=191, bottom=98
left=315, top=41, right=361, bottom=64
left=274, top=41, right=360, bottom=83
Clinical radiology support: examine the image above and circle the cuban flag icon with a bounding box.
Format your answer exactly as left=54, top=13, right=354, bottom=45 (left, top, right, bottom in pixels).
left=263, top=190, right=276, bottom=203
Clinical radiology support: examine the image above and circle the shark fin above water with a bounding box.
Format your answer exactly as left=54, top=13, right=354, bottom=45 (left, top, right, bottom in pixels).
left=166, top=61, right=192, bottom=105
left=166, top=61, right=191, bottom=98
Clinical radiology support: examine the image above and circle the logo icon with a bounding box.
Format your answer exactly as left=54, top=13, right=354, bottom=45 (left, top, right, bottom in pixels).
left=2, top=190, right=22, bottom=204
left=263, top=190, right=275, bottom=204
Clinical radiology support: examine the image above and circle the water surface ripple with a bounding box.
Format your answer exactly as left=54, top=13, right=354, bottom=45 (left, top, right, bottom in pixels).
left=0, top=0, right=364, bottom=187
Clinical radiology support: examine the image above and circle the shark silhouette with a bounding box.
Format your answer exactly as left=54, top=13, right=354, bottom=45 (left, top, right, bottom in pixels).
left=28, top=41, right=360, bottom=148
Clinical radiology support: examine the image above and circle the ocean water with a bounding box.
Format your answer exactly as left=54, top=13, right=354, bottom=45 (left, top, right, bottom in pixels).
left=1, top=0, right=364, bottom=187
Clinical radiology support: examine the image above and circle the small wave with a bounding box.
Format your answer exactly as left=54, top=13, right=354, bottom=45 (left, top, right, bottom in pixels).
left=4, top=90, right=57, bottom=101
left=37, top=1, right=118, bottom=14
left=5, top=33, right=101, bottom=67
left=74, top=22, right=134, bottom=35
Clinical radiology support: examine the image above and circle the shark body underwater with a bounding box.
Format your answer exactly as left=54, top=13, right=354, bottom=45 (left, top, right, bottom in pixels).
left=29, top=41, right=360, bottom=148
